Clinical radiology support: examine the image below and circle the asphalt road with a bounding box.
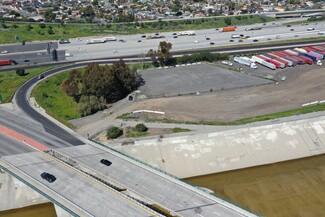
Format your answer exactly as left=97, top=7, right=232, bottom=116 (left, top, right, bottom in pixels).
left=0, top=131, right=34, bottom=156
left=2, top=152, right=157, bottom=217
left=14, top=64, right=86, bottom=146
left=60, top=19, right=325, bottom=62
left=0, top=109, right=76, bottom=151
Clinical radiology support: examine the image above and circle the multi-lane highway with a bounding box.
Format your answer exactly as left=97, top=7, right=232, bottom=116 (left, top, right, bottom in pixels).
left=60, top=20, right=325, bottom=62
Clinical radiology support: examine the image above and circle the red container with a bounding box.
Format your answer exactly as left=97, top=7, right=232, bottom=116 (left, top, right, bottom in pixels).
left=0, top=60, right=12, bottom=66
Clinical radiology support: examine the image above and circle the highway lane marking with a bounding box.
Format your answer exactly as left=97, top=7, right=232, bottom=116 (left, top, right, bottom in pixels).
left=0, top=124, right=49, bottom=151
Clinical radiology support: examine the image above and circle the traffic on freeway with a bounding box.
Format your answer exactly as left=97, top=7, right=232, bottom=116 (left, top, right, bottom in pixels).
left=59, top=20, right=325, bottom=62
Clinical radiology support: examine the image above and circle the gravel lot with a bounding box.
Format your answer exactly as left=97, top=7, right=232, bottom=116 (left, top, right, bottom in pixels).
left=131, top=64, right=325, bottom=122
left=138, top=63, right=272, bottom=97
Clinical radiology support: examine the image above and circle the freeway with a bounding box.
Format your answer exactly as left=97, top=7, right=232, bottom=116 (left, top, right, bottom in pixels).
left=0, top=129, right=33, bottom=156
left=60, top=20, right=325, bottom=62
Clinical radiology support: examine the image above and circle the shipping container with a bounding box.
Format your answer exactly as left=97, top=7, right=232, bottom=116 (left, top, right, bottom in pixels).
left=268, top=53, right=292, bottom=66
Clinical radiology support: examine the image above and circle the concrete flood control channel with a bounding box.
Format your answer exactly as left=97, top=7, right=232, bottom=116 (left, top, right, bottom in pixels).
left=186, top=154, right=325, bottom=217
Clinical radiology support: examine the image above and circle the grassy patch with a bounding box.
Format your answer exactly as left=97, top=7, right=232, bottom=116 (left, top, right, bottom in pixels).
left=172, top=127, right=191, bottom=133
left=0, top=15, right=275, bottom=44
left=125, top=130, right=148, bottom=138
left=32, top=70, right=80, bottom=126
left=0, top=66, right=55, bottom=103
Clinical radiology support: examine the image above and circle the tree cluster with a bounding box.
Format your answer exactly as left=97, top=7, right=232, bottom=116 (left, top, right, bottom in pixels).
left=177, top=52, right=229, bottom=64
left=61, top=59, right=141, bottom=116
left=148, top=41, right=173, bottom=66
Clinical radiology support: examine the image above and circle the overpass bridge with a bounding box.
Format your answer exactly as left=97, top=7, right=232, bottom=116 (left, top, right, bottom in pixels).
left=0, top=108, right=256, bottom=217
left=266, top=9, right=325, bottom=18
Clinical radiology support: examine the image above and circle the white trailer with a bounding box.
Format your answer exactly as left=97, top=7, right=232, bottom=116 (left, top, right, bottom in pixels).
left=177, top=31, right=196, bottom=36
left=105, top=37, right=117, bottom=41
left=284, top=49, right=299, bottom=55
left=86, top=38, right=106, bottom=44
left=251, top=56, right=276, bottom=70
left=309, top=51, right=324, bottom=59
left=234, top=57, right=257, bottom=68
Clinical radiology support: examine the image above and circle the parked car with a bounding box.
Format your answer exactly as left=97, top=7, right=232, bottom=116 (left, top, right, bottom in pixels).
left=41, top=172, right=56, bottom=183
left=100, top=159, right=112, bottom=166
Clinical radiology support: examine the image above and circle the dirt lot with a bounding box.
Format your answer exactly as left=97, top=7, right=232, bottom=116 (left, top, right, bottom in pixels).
left=131, top=64, right=325, bottom=122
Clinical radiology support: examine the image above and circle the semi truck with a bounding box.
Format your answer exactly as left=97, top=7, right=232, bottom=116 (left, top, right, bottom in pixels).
left=86, top=38, right=106, bottom=44
left=251, top=56, right=276, bottom=70
left=105, top=37, right=117, bottom=41
left=234, top=57, right=257, bottom=68
left=177, top=31, right=196, bottom=36
left=218, top=26, right=237, bottom=32
left=0, top=60, right=12, bottom=66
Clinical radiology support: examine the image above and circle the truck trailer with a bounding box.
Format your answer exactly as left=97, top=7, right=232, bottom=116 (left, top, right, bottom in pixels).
left=86, top=38, right=106, bottom=44
left=251, top=56, right=276, bottom=70
left=234, top=57, right=257, bottom=68
left=0, top=60, right=12, bottom=66
left=218, top=26, right=237, bottom=32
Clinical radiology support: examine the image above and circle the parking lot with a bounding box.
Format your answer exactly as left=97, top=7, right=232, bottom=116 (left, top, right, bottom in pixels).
left=138, top=63, right=271, bottom=97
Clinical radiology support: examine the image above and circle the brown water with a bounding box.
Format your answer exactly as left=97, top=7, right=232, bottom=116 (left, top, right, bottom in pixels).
left=0, top=202, right=57, bottom=217
left=186, top=154, right=325, bottom=217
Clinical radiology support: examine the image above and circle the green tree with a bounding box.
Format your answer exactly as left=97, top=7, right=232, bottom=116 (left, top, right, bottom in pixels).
left=106, top=126, right=123, bottom=139
left=224, top=17, right=232, bottom=26
left=157, top=41, right=173, bottom=66
left=16, top=69, right=25, bottom=76
left=39, top=23, right=46, bottom=28
left=80, top=6, right=95, bottom=18
left=135, top=123, right=148, bottom=132
left=79, top=95, right=106, bottom=116
left=61, top=69, right=82, bottom=101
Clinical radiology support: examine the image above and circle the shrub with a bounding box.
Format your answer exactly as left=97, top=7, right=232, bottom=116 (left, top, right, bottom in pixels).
left=39, top=23, right=46, bottom=28
left=15, top=68, right=25, bottom=76
left=106, top=126, right=123, bottom=139
left=48, top=28, right=54, bottom=35
left=134, top=123, right=148, bottom=132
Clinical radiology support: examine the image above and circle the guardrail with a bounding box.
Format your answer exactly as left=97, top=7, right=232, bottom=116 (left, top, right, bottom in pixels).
left=0, top=159, right=94, bottom=217
left=89, top=139, right=260, bottom=216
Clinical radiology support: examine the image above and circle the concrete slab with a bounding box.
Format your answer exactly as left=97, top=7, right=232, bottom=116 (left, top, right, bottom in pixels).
left=111, top=115, right=325, bottom=179
left=1, top=152, right=155, bottom=217
left=138, top=64, right=272, bottom=97
left=57, top=144, right=255, bottom=217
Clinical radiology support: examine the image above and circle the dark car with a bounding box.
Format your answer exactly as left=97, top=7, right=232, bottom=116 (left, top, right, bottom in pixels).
left=138, top=40, right=142, bottom=43
left=155, top=33, right=159, bottom=35
left=206, top=37, right=210, bottom=40
left=209, top=42, right=215, bottom=45
left=173, top=36, right=178, bottom=38
left=59, top=39, right=70, bottom=44
left=38, top=74, right=45, bottom=80
left=172, top=33, right=177, bottom=35
left=141, top=35, right=146, bottom=38
left=253, top=39, right=258, bottom=42
left=286, top=24, right=291, bottom=27
left=119, top=39, right=126, bottom=43
left=41, top=172, right=56, bottom=183
left=290, top=29, right=294, bottom=31
left=100, top=159, right=112, bottom=166
left=229, top=39, right=234, bottom=42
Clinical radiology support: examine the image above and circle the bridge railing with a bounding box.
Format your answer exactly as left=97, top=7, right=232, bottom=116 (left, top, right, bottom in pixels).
left=89, top=139, right=261, bottom=217
left=0, top=159, right=94, bottom=217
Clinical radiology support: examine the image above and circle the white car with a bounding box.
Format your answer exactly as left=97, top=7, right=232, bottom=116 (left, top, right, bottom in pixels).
left=194, top=40, right=199, bottom=44
left=1, top=50, right=8, bottom=54
left=65, top=53, right=73, bottom=57
left=112, top=50, right=118, bottom=53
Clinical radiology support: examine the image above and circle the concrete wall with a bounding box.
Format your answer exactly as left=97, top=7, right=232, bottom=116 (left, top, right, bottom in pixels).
left=113, top=115, right=325, bottom=178
left=0, top=42, right=58, bottom=53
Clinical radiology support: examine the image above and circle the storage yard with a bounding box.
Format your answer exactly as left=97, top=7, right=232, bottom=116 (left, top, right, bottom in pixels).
left=234, top=44, right=325, bottom=71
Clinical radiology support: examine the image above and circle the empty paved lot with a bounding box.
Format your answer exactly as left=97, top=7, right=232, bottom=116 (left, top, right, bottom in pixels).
left=138, top=64, right=271, bottom=97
